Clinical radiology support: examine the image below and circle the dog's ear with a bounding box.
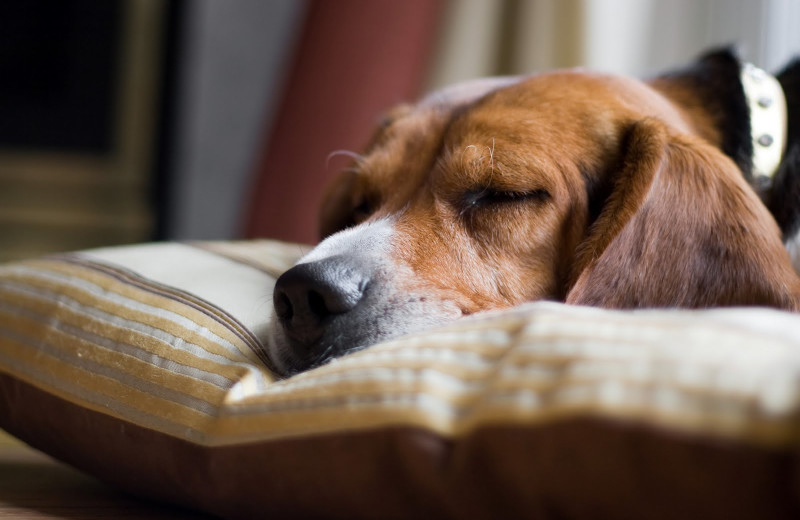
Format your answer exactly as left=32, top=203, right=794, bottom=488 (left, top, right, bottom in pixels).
left=651, top=47, right=753, bottom=180
left=566, top=118, right=799, bottom=310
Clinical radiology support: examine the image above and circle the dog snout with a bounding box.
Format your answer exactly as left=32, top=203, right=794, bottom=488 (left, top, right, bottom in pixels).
left=273, top=258, right=368, bottom=348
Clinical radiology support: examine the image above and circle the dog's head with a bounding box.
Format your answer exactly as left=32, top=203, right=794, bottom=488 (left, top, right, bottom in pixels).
left=266, top=49, right=800, bottom=376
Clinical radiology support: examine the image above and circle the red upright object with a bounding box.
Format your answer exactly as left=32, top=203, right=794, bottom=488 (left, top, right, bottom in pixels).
left=244, top=0, right=445, bottom=244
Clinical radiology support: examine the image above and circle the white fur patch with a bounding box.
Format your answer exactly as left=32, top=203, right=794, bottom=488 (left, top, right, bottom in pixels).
left=298, top=218, right=395, bottom=265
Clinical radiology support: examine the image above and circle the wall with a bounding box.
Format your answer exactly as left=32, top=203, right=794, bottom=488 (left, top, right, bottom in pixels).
left=165, top=0, right=306, bottom=240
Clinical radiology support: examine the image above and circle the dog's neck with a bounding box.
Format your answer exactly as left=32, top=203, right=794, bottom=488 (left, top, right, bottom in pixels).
left=741, top=63, right=788, bottom=185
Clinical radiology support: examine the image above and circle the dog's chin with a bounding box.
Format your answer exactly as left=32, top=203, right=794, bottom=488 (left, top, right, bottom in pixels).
left=265, top=318, right=392, bottom=378
left=265, top=297, right=463, bottom=378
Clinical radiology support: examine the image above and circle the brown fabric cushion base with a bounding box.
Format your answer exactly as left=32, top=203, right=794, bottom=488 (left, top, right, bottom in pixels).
left=4, top=371, right=799, bottom=520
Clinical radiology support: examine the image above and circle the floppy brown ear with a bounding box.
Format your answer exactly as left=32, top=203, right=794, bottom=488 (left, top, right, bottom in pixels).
left=566, top=118, right=800, bottom=310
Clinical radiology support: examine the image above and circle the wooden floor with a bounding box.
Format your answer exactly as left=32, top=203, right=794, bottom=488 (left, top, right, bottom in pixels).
left=0, top=431, right=215, bottom=519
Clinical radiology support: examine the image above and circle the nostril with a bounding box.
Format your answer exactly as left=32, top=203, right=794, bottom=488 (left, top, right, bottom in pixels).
left=307, top=290, right=328, bottom=318
left=272, top=259, right=370, bottom=346
left=274, top=290, right=293, bottom=322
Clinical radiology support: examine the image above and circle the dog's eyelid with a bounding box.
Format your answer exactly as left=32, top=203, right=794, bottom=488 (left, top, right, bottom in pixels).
left=456, top=188, right=549, bottom=223
left=354, top=199, right=372, bottom=214
left=464, top=188, right=550, bottom=208
left=349, top=194, right=380, bottom=225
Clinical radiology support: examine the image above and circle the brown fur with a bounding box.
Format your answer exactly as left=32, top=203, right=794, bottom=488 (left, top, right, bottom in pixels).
left=568, top=119, right=800, bottom=310
left=319, top=70, right=800, bottom=317
left=322, top=72, right=800, bottom=324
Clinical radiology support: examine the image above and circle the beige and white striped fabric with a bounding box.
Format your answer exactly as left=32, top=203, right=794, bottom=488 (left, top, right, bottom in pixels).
left=2, top=240, right=800, bottom=519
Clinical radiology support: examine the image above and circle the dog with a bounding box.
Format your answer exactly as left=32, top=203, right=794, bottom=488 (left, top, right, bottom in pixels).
left=266, top=48, right=800, bottom=377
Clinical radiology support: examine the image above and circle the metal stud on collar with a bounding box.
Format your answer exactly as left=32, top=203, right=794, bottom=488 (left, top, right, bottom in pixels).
left=741, top=63, right=788, bottom=182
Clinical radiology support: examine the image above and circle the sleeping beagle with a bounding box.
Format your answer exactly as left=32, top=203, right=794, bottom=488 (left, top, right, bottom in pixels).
left=266, top=48, right=800, bottom=377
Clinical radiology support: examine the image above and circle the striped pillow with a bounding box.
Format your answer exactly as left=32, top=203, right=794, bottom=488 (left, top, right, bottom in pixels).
left=2, top=240, right=800, bottom=519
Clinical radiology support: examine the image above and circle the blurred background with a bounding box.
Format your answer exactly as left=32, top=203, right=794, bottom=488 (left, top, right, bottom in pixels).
left=0, top=0, right=798, bottom=261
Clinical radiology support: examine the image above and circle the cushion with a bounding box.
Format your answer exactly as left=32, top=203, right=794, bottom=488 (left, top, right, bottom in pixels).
left=2, top=240, right=800, bottom=519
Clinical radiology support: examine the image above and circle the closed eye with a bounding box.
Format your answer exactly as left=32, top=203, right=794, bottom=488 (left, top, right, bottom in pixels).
left=462, top=188, right=550, bottom=214
left=352, top=199, right=373, bottom=224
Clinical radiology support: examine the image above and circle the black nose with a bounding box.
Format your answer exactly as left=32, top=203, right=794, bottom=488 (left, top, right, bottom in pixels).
left=273, top=259, right=368, bottom=346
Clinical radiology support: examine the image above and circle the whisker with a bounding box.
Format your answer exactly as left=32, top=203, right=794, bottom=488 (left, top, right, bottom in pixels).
left=326, top=149, right=366, bottom=170
left=462, top=144, right=478, bottom=172
left=487, top=138, right=496, bottom=184
left=340, top=343, right=369, bottom=356
left=307, top=343, right=337, bottom=370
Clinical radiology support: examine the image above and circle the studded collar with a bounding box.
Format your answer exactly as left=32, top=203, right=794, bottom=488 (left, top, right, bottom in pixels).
left=741, top=63, right=788, bottom=184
